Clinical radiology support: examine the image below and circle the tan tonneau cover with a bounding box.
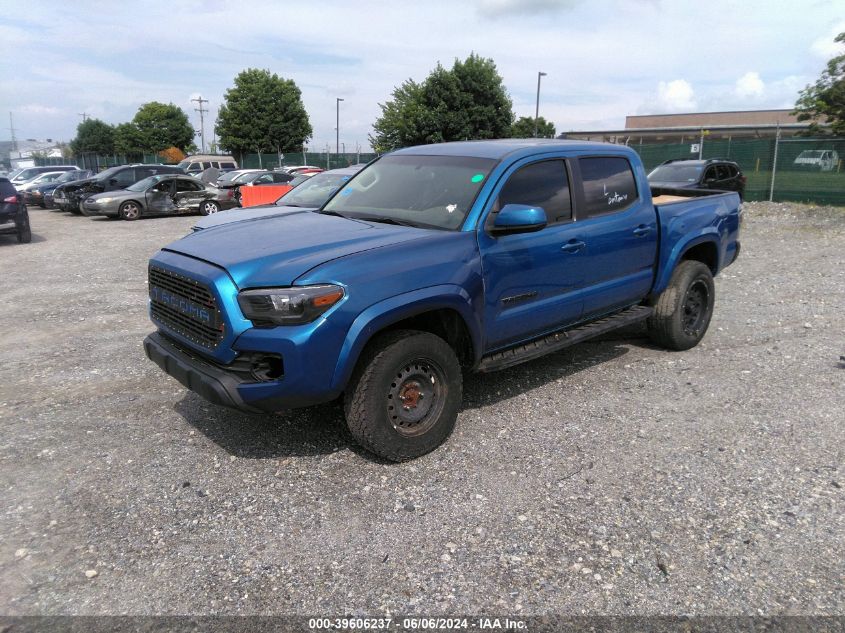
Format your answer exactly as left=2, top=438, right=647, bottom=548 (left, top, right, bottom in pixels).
left=652, top=194, right=690, bottom=205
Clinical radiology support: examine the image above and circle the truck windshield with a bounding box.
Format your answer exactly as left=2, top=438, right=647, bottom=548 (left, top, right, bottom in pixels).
left=321, top=154, right=497, bottom=230
left=648, top=163, right=703, bottom=183
left=280, top=172, right=353, bottom=207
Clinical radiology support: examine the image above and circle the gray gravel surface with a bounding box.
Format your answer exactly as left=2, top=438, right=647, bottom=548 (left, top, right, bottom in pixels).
left=0, top=203, right=843, bottom=616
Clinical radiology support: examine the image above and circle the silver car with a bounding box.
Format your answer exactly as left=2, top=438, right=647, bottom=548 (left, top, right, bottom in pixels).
left=82, top=174, right=235, bottom=221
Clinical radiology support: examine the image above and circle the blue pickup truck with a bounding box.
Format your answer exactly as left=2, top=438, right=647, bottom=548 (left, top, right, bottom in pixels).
left=144, top=140, right=740, bottom=461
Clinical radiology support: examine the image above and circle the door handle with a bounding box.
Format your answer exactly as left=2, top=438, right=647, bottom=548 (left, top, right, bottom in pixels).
left=561, top=240, right=585, bottom=253
left=633, top=225, right=652, bottom=237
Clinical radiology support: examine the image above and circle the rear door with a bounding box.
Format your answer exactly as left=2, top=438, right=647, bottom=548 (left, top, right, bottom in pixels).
left=572, top=155, right=658, bottom=318
left=478, top=157, right=585, bottom=349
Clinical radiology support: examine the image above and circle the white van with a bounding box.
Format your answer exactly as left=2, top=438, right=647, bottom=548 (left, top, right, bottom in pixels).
left=178, top=155, right=239, bottom=175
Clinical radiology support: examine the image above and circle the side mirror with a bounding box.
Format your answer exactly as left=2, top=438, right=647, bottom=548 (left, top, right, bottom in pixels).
left=109, top=178, right=118, bottom=185
left=490, top=204, right=547, bottom=235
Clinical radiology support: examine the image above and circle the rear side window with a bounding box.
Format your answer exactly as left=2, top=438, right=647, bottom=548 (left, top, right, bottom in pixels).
left=220, top=162, right=236, bottom=170
left=111, top=169, right=137, bottom=187
left=497, top=160, right=572, bottom=225
left=0, top=179, right=17, bottom=197
left=579, top=157, right=638, bottom=216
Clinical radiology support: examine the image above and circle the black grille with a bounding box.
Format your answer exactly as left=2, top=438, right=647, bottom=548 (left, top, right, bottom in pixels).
left=149, top=266, right=223, bottom=349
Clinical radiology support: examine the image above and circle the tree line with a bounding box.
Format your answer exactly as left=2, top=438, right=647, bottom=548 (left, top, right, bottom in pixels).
left=71, top=35, right=845, bottom=161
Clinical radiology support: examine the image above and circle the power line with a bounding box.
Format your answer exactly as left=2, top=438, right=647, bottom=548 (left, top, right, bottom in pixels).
left=191, top=96, right=209, bottom=153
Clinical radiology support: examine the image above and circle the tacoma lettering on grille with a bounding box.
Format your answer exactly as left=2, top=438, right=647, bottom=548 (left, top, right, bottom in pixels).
left=148, top=266, right=224, bottom=349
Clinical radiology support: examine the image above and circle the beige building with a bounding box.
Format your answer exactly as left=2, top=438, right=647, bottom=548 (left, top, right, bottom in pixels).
left=563, top=109, right=822, bottom=143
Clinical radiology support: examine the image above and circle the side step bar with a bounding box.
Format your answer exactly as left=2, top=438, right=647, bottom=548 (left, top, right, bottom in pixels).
left=477, top=305, right=653, bottom=373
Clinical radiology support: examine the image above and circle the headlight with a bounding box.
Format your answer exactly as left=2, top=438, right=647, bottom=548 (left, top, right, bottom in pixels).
left=238, top=284, right=344, bottom=325
left=95, top=197, right=113, bottom=204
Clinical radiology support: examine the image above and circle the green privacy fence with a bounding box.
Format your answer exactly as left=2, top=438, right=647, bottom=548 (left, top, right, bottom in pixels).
left=36, top=151, right=379, bottom=172
left=630, top=137, right=845, bottom=205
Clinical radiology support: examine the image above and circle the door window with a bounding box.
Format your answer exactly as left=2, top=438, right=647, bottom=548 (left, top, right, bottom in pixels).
left=495, top=160, right=572, bottom=225
left=174, top=179, right=202, bottom=192
left=579, top=157, right=638, bottom=216
left=112, top=169, right=137, bottom=187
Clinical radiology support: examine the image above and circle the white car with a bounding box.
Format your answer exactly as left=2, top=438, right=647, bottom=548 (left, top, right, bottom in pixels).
left=793, top=149, right=839, bottom=172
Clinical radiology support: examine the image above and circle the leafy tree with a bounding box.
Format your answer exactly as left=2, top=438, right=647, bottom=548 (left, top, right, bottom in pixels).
left=132, top=102, right=195, bottom=152
left=370, top=53, right=514, bottom=151
left=70, top=118, right=115, bottom=154
left=113, top=122, right=144, bottom=155
left=216, top=68, right=312, bottom=155
left=794, top=31, right=845, bottom=135
left=510, top=116, right=556, bottom=138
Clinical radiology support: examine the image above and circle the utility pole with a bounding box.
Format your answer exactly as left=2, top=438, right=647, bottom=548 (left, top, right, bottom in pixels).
left=78, top=112, right=89, bottom=122
left=534, top=72, right=547, bottom=138
left=191, top=96, right=209, bottom=153
left=769, top=122, right=781, bottom=202
left=336, top=98, right=344, bottom=155
left=9, top=112, right=18, bottom=154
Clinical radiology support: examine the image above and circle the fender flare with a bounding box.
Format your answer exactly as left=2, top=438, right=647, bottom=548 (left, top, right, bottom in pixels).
left=330, top=284, right=482, bottom=393
left=654, top=229, right=721, bottom=294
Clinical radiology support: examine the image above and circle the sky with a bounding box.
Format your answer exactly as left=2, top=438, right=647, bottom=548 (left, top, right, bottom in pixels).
left=1, top=0, right=843, bottom=153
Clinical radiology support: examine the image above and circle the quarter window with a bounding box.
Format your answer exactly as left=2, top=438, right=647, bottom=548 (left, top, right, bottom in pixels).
left=496, top=160, right=572, bottom=225
left=579, top=157, right=638, bottom=216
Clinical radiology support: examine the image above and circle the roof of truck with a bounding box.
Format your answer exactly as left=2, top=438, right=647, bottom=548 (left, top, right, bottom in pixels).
left=391, top=138, right=630, bottom=160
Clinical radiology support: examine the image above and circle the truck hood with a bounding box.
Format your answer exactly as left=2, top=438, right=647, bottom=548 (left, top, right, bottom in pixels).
left=164, top=211, right=431, bottom=288
left=192, top=204, right=311, bottom=231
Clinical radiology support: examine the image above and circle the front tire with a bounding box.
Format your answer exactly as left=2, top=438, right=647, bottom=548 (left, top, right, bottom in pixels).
left=199, top=200, right=220, bottom=216
left=118, top=201, right=141, bottom=221
left=344, top=330, right=462, bottom=462
left=647, top=260, right=715, bottom=351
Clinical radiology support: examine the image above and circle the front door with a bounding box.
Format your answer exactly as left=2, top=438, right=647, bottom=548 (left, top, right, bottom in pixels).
left=146, top=179, right=177, bottom=214
left=478, top=158, right=585, bottom=351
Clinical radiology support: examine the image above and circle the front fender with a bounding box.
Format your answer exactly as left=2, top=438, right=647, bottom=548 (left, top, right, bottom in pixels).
left=330, top=285, right=482, bottom=393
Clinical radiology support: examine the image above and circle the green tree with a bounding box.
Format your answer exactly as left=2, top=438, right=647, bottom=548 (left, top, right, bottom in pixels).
left=510, top=115, right=556, bottom=138
left=113, top=122, right=144, bottom=155
left=793, top=31, right=845, bottom=135
left=132, top=102, right=195, bottom=152
left=216, top=68, right=312, bottom=156
left=370, top=53, right=514, bottom=151
left=70, top=118, right=115, bottom=154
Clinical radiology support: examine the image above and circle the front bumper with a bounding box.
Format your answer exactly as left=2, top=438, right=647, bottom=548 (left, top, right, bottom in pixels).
left=82, top=201, right=116, bottom=216
left=144, top=332, right=263, bottom=413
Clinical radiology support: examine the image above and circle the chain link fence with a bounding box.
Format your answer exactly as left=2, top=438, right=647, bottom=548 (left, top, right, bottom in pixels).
left=630, top=136, right=845, bottom=205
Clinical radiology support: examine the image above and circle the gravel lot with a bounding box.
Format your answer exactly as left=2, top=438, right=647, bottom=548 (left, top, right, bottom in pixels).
left=0, top=202, right=843, bottom=616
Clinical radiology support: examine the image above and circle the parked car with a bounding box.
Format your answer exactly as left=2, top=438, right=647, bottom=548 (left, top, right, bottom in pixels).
left=144, top=139, right=741, bottom=461
left=215, top=169, right=266, bottom=189
left=282, top=165, right=324, bottom=175
left=193, top=165, right=365, bottom=231
left=792, top=149, right=839, bottom=172
left=0, top=178, right=31, bottom=243
left=9, top=165, right=79, bottom=187
left=54, top=164, right=184, bottom=214
left=232, top=170, right=295, bottom=206
left=17, top=172, right=67, bottom=202
left=177, top=155, right=238, bottom=176
left=647, top=158, right=745, bottom=199
left=82, top=174, right=235, bottom=220
left=35, top=170, right=94, bottom=208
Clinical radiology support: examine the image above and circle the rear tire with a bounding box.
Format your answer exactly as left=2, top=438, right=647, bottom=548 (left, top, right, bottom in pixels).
left=199, top=200, right=220, bottom=216
left=344, top=330, right=462, bottom=462
left=647, top=260, right=715, bottom=351
left=16, top=206, right=32, bottom=243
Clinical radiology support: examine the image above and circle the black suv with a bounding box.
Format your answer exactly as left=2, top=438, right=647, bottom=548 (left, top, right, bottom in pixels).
left=53, top=164, right=184, bottom=214
left=647, top=159, right=746, bottom=200
left=0, top=178, right=31, bottom=243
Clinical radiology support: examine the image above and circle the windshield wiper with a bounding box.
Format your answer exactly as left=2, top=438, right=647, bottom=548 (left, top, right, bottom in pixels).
left=319, top=209, right=349, bottom=218
left=353, top=215, right=419, bottom=227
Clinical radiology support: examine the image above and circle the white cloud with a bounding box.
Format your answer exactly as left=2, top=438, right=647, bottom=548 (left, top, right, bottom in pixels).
left=735, top=72, right=765, bottom=99
left=18, top=104, right=61, bottom=115
left=811, top=21, right=845, bottom=59
left=655, top=79, right=696, bottom=112
left=475, top=0, right=580, bottom=17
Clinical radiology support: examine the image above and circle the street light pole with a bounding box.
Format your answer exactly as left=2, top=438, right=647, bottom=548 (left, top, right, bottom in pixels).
left=534, top=71, right=547, bottom=138
left=336, top=98, right=344, bottom=155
